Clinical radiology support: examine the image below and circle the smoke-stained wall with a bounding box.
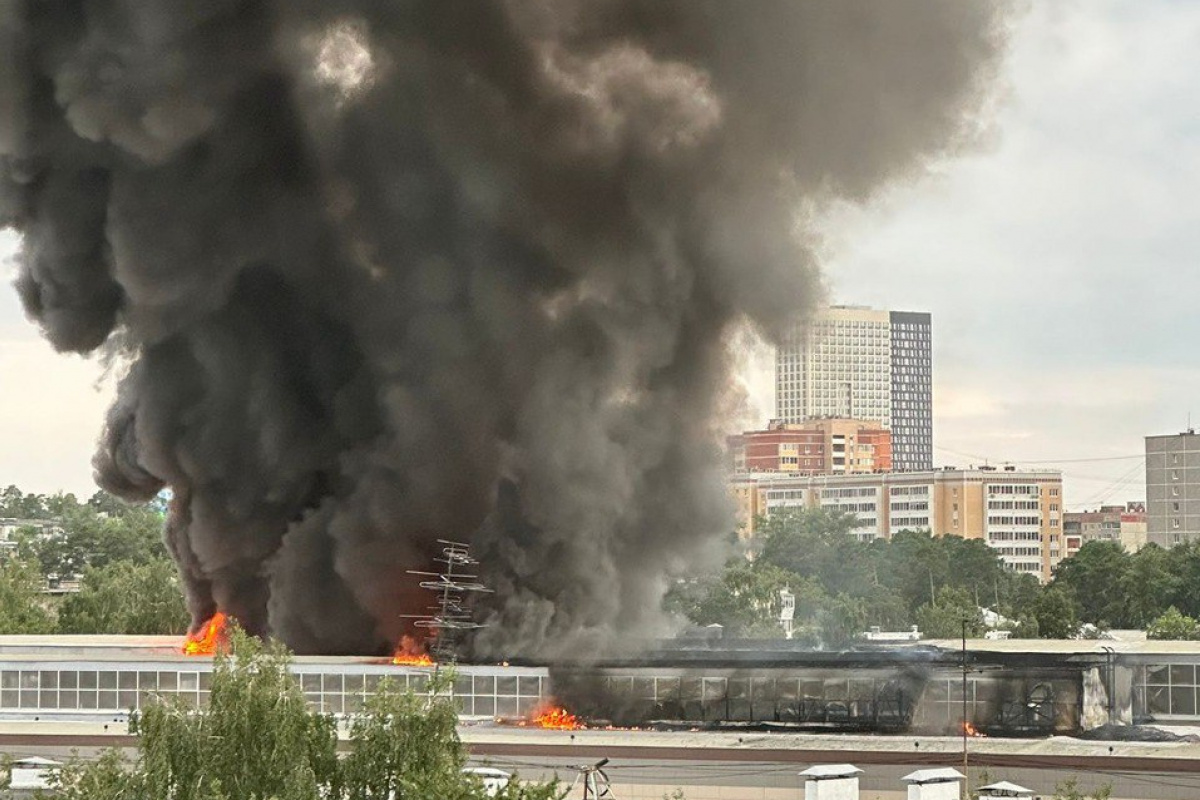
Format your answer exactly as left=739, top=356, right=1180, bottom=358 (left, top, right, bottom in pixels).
left=0, top=2, right=1010, bottom=656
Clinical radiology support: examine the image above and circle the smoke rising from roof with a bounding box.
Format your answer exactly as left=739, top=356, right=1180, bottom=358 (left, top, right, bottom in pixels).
left=0, top=2, right=1009, bottom=657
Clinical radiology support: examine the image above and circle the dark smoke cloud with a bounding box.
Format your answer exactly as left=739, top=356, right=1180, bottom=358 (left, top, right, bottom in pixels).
left=0, top=2, right=1009, bottom=657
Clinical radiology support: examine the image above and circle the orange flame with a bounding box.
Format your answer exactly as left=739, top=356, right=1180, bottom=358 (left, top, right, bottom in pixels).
left=391, top=635, right=435, bottom=666
left=963, top=721, right=986, bottom=737
left=531, top=703, right=584, bottom=730
left=182, top=612, right=228, bottom=656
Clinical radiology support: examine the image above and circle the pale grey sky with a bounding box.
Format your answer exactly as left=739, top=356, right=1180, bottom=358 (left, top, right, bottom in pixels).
left=2, top=2, right=1196, bottom=507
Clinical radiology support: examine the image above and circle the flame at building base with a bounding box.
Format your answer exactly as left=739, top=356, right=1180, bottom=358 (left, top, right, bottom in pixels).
left=963, top=721, right=986, bottom=737
left=530, top=702, right=584, bottom=731
left=182, top=612, right=229, bottom=656
left=391, top=635, right=434, bottom=666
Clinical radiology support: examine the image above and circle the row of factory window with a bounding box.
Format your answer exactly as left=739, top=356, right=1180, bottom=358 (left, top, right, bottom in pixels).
left=1140, top=664, right=1200, bottom=718
left=0, top=669, right=549, bottom=717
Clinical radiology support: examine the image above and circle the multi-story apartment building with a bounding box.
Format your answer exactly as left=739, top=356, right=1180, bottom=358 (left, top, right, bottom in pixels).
left=734, top=467, right=1064, bottom=581
left=1146, top=431, right=1200, bottom=548
left=775, top=306, right=932, bottom=472
left=1062, top=503, right=1147, bottom=558
left=728, top=418, right=891, bottom=475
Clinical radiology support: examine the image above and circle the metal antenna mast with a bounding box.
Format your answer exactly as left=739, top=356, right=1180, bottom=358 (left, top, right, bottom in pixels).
left=402, top=539, right=492, bottom=664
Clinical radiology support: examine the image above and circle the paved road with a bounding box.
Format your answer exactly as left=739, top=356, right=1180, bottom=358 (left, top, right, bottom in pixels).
left=2, top=726, right=1199, bottom=799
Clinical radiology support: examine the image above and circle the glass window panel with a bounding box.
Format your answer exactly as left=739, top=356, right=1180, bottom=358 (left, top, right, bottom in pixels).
left=138, top=672, right=157, bottom=690
left=410, top=675, right=429, bottom=693
left=79, top=691, right=97, bottom=710
left=656, top=677, right=680, bottom=699
left=39, top=690, right=57, bottom=709
left=455, top=697, right=470, bottom=715
left=198, top=691, right=210, bottom=707
left=301, top=674, right=321, bottom=692
left=0, top=672, right=16, bottom=689
left=364, top=675, right=382, bottom=693
left=321, top=674, right=342, bottom=693
left=79, top=672, right=98, bottom=690
left=681, top=678, right=703, bottom=701
left=518, top=677, right=540, bottom=697
left=343, top=675, right=364, bottom=694
left=727, top=679, right=750, bottom=700
left=474, top=696, right=495, bottom=718
left=1171, top=665, right=1195, bottom=686
left=179, top=673, right=198, bottom=692
left=496, top=677, right=517, bottom=696
left=1147, top=665, right=1170, bottom=686
left=198, top=673, right=212, bottom=691
left=98, top=672, right=117, bottom=690
left=344, top=694, right=364, bottom=714
left=118, top=690, right=138, bottom=710
left=454, top=677, right=472, bottom=697
left=304, top=692, right=321, bottom=708
left=516, top=696, right=539, bottom=716
left=38, top=671, right=57, bottom=689
left=703, top=679, right=727, bottom=700
left=19, top=672, right=38, bottom=689
left=322, top=695, right=343, bottom=714
left=496, top=697, right=519, bottom=718
left=19, top=690, right=37, bottom=708
left=1172, top=687, right=1197, bottom=716
left=59, top=671, right=78, bottom=690
left=118, top=672, right=137, bottom=690
left=158, top=672, right=177, bottom=692
left=473, top=676, right=495, bottom=695
left=824, top=679, right=848, bottom=701
left=1148, top=686, right=1170, bottom=715
left=0, top=690, right=16, bottom=707
left=633, top=678, right=655, bottom=699
left=98, top=690, right=118, bottom=709
left=59, top=690, right=78, bottom=709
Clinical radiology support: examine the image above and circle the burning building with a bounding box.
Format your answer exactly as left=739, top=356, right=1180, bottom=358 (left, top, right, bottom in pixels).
left=1, top=3, right=1010, bottom=657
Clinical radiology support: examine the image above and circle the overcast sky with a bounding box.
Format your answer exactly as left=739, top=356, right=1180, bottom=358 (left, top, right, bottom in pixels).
left=1, top=2, right=1195, bottom=507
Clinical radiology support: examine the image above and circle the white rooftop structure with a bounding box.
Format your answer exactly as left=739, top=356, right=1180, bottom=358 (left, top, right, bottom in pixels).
left=904, top=768, right=965, bottom=800
left=800, top=764, right=863, bottom=800
left=977, top=781, right=1035, bottom=798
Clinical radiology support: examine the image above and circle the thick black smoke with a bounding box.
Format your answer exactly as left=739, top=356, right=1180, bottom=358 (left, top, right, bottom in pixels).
left=0, top=2, right=1008, bottom=657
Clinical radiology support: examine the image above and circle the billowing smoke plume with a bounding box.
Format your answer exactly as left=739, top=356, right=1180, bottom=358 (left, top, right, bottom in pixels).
left=0, top=2, right=1008, bottom=657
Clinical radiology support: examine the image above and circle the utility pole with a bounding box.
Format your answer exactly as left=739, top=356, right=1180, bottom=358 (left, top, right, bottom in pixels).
left=961, top=617, right=969, bottom=794
left=570, top=759, right=613, bottom=799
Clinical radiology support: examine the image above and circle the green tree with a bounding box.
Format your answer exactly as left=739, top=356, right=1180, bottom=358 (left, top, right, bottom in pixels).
left=1029, top=585, right=1080, bottom=639
left=1146, top=606, right=1200, bottom=640
left=57, top=559, right=189, bottom=635
left=0, top=558, right=55, bottom=634
left=53, top=631, right=558, bottom=800
left=1051, top=542, right=1130, bottom=626
left=914, top=586, right=984, bottom=639
left=1119, top=544, right=1177, bottom=627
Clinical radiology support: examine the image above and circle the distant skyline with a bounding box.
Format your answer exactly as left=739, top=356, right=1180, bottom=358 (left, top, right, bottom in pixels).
left=2, top=2, right=1198, bottom=509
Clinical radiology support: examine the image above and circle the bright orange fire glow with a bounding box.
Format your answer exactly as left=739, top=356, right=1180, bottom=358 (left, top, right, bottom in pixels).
left=963, top=721, right=985, bottom=737
left=182, top=612, right=228, bottom=656
left=391, top=635, right=434, bottom=666
left=531, top=703, right=584, bottom=730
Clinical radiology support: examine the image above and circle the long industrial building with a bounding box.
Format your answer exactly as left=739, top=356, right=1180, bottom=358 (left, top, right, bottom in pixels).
left=0, top=635, right=1197, bottom=737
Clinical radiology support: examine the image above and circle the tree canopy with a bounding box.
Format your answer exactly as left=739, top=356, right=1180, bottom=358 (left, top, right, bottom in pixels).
left=53, top=632, right=560, bottom=800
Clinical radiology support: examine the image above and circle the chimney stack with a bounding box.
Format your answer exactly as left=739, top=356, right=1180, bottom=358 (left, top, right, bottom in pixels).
left=800, top=764, right=863, bottom=800
left=977, top=781, right=1035, bottom=800
left=902, top=768, right=966, bottom=800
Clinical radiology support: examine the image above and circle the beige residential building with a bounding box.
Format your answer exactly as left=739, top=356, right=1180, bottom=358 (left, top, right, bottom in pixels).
left=734, top=467, right=1064, bottom=581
